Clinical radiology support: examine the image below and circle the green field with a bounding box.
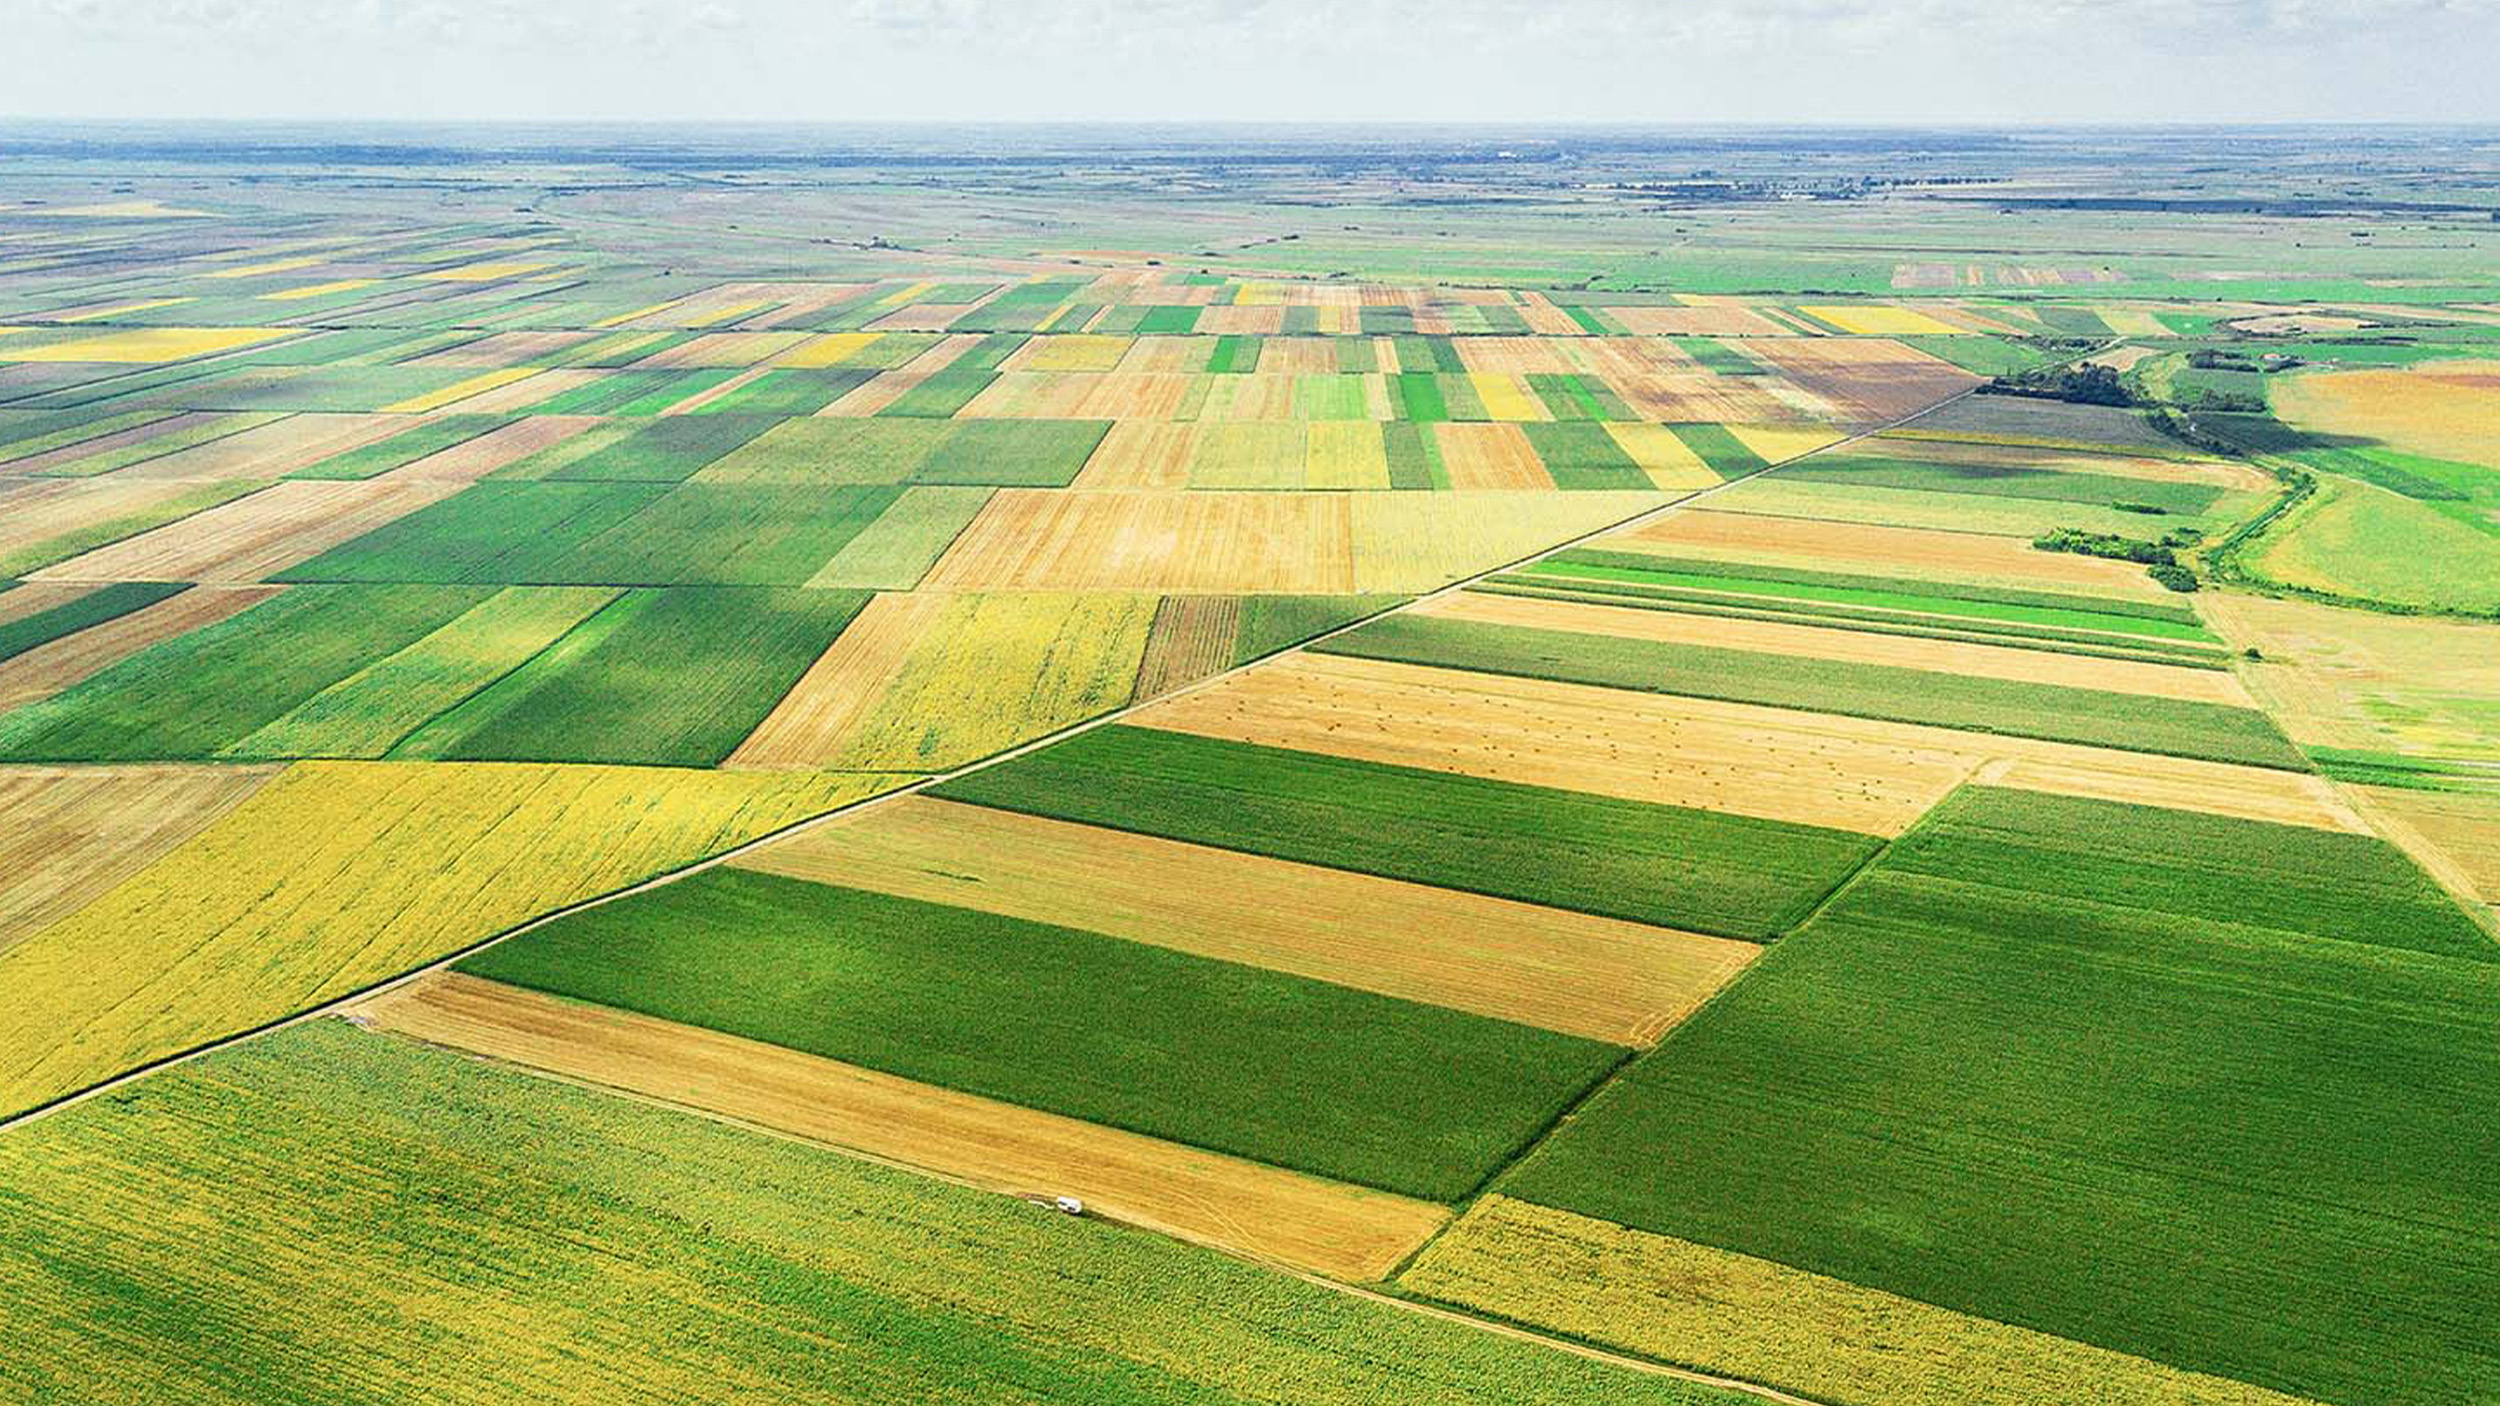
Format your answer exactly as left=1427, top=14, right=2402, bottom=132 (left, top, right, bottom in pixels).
left=1317, top=614, right=2308, bottom=769
left=460, top=868, right=1620, bottom=1198
left=0, top=1019, right=1745, bottom=1406
left=1523, top=549, right=2216, bottom=641
left=0, top=584, right=489, bottom=761
left=1782, top=452, right=2227, bottom=515
left=389, top=586, right=866, bottom=766
left=931, top=724, right=1878, bottom=938
left=0, top=581, right=187, bottom=664
left=1502, top=785, right=2500, bottom=1406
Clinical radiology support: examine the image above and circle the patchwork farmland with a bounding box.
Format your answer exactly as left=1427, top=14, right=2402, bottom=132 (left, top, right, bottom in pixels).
left=1, top=125, right=2496, bottom=1406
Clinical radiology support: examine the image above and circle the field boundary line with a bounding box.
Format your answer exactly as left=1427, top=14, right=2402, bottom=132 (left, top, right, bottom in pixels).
left=0, top=378, right=1984, bottom=1136
left=1301, top=1273, right=1827, bottom=1406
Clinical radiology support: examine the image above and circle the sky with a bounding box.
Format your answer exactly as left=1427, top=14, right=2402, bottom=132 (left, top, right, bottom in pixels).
left=6, top=0, right=2499, bottom=125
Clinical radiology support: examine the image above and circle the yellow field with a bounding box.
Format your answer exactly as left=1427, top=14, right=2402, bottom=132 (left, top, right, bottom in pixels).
left=381, top=367, right=542, bottom=414
left=356, top=973, right=1449, bottom=1281
left=744, top=796, right=1755, bottom=1045
left=804, top=591, right=1156, bottom=770
left=1014, top=334, right=1133, bottom=373
left=1351, top=491, right=1670, bottom=592
left=0, top=765, right=277, bottom=955
left=206, top=255, right=329, bottom=280
left=262, top=279, right=377, bottom=301
left=57, top=298, right=192, bottom=322
left=1400, top=1197, right=2326, bottom=1406
left=1727, top=423, right=1845, bottom=463
left=2272, top=361, right=2500, bottom=469
left=1601, top=423, right=1719, bottom=489
left=0, top=326, right=296, bottom=363
left=772, top=330, right=883, bottom=368
left=1468, top=373, right=1546, bottom=421
left=1073, top=422, right=1197, bottom=488
left=924, top=490, right=1357, bottom=592
left=418, top=261, right=552, bottom=282
left=1801, top=303, right=1967, bottom=336
left=2353, top=786, right=2500, bottom=917
left=1303, top=421, right=1392, bottom=488
left=0, top=761, right=905, bottom=1117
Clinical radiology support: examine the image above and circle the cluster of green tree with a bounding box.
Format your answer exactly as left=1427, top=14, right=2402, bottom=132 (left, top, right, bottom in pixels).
left=1985, top=364, right=2133, bottom=406
left=2032, top=526, right=2204, bottom=592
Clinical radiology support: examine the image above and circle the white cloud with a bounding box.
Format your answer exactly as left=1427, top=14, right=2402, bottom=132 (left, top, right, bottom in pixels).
left=2, top=0, right=2494, bottom=120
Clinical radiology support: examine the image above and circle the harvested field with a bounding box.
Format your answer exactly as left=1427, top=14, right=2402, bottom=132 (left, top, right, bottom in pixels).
left=743, top=796, right=1754, bottom=1044
left=2273, top=361, right=2500, bottom=470
left=29, top=478, right=459, bottom=584
left=1799, top=304, right=1967, bottom=336
left=924, top=490, right=1357, bottom=592
left=725, top=591, right=946, bottom=768
left=1742, top=337, right=1980, bottom=425
left=807, top=592, right=1156, bottom=770
left=1401, top=1197, right=2322, bottom=1406
left=102, top=412, right=413, bottom=482
left=1605, top=304, right=1788, bottom=337
left=2204, top=593, right=2500, bottom=757
left=0, top=764, right=276, bottom=954
left=2354, top=786, right=2500, bottom=915
left=1142, top=650, right=2353, bottom=836
left=355, top=973, right=1449, bottom=1281
left=1348, top=491, right=1669, bottom=593
left=0, top=761, right=900, bottom=1118
left=1133, top=593, right=1242, bottom=699
left=1618, top=509, right=2167, bottom=596
left=1435, top=423, right=1551, bottom=489
left=381, top=415, right=607, bottom=482
left=1325, top=610, right=2307, bottom=771
left=0, top=584, right=279, bottom=712
left=1139, top=652, right=1972, bottom=835
left=1418, top=590, right=2250, bottom=705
